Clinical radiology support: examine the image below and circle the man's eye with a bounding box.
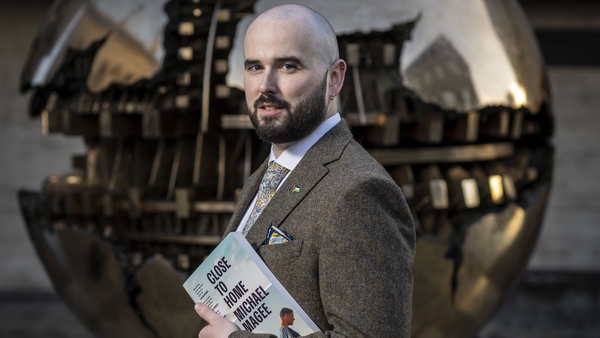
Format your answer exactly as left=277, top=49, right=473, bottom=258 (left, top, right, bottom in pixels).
left=247, top=65, right=262, bottom=71
left=281, top=64, right=297, bottom=70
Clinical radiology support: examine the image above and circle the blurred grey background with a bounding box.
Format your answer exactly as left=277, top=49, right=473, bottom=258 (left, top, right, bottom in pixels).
left=1, top=0, right=599, bottom=337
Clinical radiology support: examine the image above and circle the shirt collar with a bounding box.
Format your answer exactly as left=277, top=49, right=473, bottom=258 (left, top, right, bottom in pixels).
left=269, top=113, right=341, bottom=170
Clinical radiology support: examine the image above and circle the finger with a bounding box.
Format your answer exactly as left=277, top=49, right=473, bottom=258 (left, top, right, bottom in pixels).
left=194, top=303, right=221, bottom=324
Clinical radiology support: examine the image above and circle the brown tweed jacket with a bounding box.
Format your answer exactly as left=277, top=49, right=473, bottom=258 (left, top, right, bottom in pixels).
left=226, top=121, right=416, bottom=338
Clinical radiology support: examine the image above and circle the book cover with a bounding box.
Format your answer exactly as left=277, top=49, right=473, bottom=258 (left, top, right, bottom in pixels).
left=183, top=232, right=320, bottom=336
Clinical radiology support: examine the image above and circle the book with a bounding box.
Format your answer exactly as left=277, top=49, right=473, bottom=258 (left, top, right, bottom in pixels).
left=183, top=232, right=320, bottom=336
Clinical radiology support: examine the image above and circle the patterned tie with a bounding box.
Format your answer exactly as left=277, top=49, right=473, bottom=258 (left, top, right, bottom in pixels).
left=242, top=161, right=290, bottom=236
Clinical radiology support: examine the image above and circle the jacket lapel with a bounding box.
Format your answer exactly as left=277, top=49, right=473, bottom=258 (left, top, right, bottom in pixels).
left=244, top=121, right=353, bottom=248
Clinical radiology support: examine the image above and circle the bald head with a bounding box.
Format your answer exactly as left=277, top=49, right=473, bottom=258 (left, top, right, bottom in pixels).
left=245, top=4, right=338, bottom=70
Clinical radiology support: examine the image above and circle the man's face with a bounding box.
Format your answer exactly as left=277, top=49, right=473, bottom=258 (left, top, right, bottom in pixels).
left=283, top=312, right=295, bottom=326
left=243, top=19, right=329, bottom=144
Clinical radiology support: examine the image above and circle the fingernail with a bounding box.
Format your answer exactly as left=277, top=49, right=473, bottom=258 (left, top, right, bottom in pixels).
left=195, top=303, right=201, bottom=311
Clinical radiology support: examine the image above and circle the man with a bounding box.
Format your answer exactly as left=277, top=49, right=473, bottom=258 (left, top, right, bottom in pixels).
left=279, top=308, right=300, bottom=338
left=194, top=4, right=415, bottom=338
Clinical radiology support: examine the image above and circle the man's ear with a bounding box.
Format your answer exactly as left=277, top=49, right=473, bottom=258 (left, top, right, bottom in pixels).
left=328, top=59, right=347, bottom=96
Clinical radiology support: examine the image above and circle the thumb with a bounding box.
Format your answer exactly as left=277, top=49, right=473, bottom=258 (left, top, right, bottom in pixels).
left=194, top=303, right=221, bottom=324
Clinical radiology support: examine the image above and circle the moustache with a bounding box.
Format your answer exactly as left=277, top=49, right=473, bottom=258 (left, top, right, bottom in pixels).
left=253, top=94, right=290, bottom=111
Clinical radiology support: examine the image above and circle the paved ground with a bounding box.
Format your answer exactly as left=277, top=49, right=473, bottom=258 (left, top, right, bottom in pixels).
left=478, top=271, right=600, bottom=338
left=0, top=293, right=93, bottom=338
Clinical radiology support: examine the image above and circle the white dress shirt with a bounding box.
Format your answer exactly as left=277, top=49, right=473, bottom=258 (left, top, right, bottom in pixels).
left=235, top=113, right=341, bottom=232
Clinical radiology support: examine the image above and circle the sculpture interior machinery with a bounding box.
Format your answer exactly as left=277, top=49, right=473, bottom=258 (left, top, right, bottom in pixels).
left=18, top=0, right=553, bottom=337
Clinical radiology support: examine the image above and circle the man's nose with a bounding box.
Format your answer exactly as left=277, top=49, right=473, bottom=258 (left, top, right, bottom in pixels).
left=258, top=71, right=277, bottom=95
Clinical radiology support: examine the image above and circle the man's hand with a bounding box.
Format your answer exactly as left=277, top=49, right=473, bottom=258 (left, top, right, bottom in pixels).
left=195, top=303, right=239, bottom=338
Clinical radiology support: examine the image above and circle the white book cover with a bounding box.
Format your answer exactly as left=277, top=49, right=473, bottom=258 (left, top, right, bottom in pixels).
left=183, top=232, right=320, bottom=336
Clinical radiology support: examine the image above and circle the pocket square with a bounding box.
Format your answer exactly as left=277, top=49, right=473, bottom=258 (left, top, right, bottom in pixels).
left=264, top=222, right=294, bottom=245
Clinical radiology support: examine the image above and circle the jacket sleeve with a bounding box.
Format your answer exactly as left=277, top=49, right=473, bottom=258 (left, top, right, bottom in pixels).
left=311, top=175, right=415, bottom=337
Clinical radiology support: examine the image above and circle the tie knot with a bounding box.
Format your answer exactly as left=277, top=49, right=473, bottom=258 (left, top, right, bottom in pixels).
left=264, top=161, right=290, bottom=182
left=267, top=161, right=289, bottom=175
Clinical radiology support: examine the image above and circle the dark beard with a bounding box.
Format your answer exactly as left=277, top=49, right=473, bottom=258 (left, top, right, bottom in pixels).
left=248, top=76, right=327, bottom=144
